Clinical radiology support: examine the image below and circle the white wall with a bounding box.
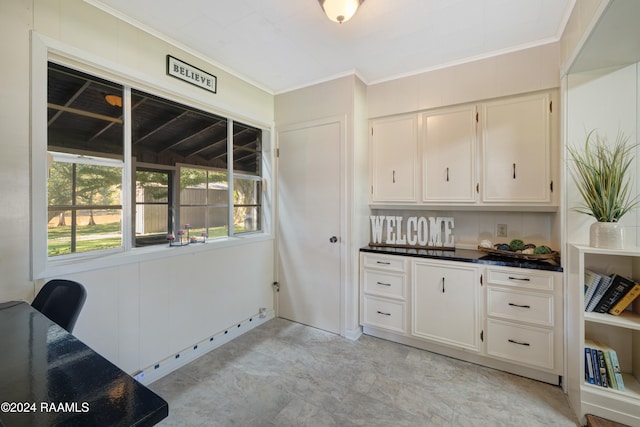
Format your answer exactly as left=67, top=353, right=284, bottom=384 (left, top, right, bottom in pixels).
left=62, top=240, right=274, bottom=373
left=368, top=43, right=561, bottom=118
left=275, top=75, right=368, bottom=338
left=565, top=64, right=639, bottom=246
left=0, top=0, right=275, bottom=376
left=366, top=43, right=563, bottom=251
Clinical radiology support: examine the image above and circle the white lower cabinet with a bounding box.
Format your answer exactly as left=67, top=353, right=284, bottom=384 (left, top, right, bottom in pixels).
left=412, top=260, right=481, bottom=352
left=360, top=251, right=564, bottom=385
left=485, top=266, right=563, bottom=375
left=360, top=253, right=408, bottom=335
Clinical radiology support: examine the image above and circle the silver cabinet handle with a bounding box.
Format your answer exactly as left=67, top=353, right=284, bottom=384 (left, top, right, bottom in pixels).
left=392, top=170, right=396, bottom=183
left=376, top=261, right=391, bottom=265
left=446, top=167, right=449, bottom=182
left=513, top=163, right=516, bottom=179
left=376, top=281, right=391, bottom=287
left=376, top=310, right=391, bottom=316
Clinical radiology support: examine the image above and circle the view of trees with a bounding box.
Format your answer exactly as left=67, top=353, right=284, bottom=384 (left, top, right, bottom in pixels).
left=47, top=161, right=122, bottom=226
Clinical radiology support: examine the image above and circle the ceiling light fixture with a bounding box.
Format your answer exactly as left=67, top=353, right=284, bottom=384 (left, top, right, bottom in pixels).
left=318, top=0, right=364, bottom=24
left=104, top=94, right=122, bottom=108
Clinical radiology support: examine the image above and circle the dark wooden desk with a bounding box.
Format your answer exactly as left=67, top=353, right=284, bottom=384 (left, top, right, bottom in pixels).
left=0, top=301, right=168, bottom=426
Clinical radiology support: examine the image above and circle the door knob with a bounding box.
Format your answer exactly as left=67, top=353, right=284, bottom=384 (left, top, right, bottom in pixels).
left=329, top=236, right=338, bottom=243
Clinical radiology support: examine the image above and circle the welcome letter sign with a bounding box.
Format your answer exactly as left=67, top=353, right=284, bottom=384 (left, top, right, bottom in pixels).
left=370, top=216, right=455, bottom=249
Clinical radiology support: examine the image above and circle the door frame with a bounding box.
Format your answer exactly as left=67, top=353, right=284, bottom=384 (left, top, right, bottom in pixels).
left=274, top=115, right=348, bottom=336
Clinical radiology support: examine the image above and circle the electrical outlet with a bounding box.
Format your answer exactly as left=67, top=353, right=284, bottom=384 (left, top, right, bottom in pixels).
left=497, top=224, right=507, bottom=237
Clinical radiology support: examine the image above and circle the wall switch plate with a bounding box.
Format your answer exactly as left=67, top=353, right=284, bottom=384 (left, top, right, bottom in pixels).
left=497, top=224, right=507, bottom=237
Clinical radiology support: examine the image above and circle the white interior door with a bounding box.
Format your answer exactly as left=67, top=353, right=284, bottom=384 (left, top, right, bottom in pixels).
left=276, top=120, right=342, bottom=334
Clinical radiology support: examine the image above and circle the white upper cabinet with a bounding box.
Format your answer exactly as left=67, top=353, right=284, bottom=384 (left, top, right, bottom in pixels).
left=422, top=105, right=477, bottom=203
left=369, top=114, right=418, bottom=203
left=481, top=93, right=552, bottom=204
left=369, top=91, right=557, bottom=209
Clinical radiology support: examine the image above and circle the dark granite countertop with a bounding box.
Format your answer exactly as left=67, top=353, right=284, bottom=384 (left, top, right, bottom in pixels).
left=0, top=301, right=168, bottom=427
left=360, top=245, right=563, bottom=272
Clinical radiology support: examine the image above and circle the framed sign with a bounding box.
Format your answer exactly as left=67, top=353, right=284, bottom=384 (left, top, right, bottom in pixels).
left=166, top=55, right=217, bottom=93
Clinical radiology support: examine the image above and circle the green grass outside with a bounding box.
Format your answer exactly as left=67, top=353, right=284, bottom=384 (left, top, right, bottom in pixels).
left=48, top=222, right=235, bottom=256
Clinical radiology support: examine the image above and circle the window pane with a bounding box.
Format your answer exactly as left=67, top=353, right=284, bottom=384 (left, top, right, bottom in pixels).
left=48, top=209, right=122, bottom=257
left=234, top=206, right=260, bottom=233
left=47, top=160, right=122, bottom=257
left=179, top=168, right=228, bottom=239
left=178, top=206, right=228, bottom=239
left=135, top=170, right=171, bottom=246
left=74, top=164, right=122, bottom=206
left=48, top=63, right=124, bottom=159
left=233, top=122, right=261, bottom=175
left=131, top=90, right=227, bottom=168
left=207, top=206, right=229, bottom=238
left=233, top=177, right=261, bottom=234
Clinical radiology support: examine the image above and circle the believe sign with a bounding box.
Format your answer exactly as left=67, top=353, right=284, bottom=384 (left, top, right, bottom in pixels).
left=370, top=215, right=455, bottom=249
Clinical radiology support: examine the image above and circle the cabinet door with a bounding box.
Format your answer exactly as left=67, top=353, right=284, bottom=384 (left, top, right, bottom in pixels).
left=422, top=105, right=477, bottom=202
left=370, top=115, right=418, bottom=203
left=482, top=93, right=551, bottom=203
left=412, top=261, right=480, bottom=351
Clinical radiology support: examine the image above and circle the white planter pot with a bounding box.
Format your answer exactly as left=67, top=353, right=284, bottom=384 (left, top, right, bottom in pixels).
left=589, top=222, right=625, bottom=249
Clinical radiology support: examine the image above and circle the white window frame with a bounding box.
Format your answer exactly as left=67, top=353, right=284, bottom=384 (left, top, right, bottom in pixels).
left=31, top=33, right=272, bottom=280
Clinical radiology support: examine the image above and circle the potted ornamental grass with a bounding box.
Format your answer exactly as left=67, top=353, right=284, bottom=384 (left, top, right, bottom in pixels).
left=568, top=130, right=639, bottom=249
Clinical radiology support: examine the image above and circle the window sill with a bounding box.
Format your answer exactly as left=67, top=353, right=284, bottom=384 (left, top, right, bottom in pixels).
left=36, top=232, right=274, bottom=279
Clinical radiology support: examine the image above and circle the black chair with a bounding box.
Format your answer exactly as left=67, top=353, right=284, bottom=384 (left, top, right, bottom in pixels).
left=32, top=279, right=87, bottom=333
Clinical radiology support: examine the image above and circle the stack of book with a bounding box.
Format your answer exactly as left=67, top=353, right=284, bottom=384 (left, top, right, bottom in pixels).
left=583, top=270, right=640, bottom=315
left=584, top=339, right=625, bottom=390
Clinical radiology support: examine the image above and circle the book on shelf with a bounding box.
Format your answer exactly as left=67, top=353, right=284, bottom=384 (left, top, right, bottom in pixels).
left=585, top=339, right=625, bottom=391
left=585, top=347, right=595, bottom=384
left=608, top=347, right=625, bottom=391
left=583, top=270, right=602, bottom=310
left=601, top=348, right=618, bottom=390
left=595, top=349, right=608, bottom=388
left=588, top=347, right=602, bottom=386
left=594, top=274, right=637, bottom=314
left=586, top=274, right=613, bottom=312
left=608, top=281, right=640, bottom=315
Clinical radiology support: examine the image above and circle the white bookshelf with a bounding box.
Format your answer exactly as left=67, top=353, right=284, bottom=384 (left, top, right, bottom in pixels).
left=567, top=244, right=640, bottom=426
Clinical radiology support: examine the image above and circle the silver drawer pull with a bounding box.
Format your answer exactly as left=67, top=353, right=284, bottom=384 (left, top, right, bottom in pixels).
left=376, top=261, right=391, bottom=265
left=508, top=276, right=530, bottom=281
left=508, top=339, right=530, bottom=347
left=376, top=310, right=391, bottom=316
left=508, top=302, right=531, bottom=309
left=376, top=281, right=392, bottom=287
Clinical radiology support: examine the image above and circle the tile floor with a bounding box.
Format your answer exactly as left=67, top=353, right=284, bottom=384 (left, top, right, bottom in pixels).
left=149, top=318, right=580, bottom=426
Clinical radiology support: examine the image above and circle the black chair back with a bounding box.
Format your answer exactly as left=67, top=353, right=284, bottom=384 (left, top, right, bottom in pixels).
left=32, top=279, right=87, bottom=333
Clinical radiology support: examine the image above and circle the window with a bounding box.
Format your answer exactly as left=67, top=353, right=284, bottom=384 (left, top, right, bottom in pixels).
left=46, top=62, right=264, bottom=259
left=179, top=167, right=228, bottom=239
left=47, top=64, right=124, bottom=256
left=232, top=122, right=262, bottom=234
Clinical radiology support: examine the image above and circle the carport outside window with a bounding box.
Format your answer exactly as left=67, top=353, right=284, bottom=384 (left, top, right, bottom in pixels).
left=47, top=62, right=263, bottom=257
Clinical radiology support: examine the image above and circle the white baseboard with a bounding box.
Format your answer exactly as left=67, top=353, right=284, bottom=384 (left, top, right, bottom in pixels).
left=133, top=309, right=275, bottom=386
left=344, top=326, right=362, bottom=340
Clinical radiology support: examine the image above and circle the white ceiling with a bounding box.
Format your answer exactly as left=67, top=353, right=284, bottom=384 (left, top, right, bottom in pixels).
left=88, top=0, right=575, bottom=94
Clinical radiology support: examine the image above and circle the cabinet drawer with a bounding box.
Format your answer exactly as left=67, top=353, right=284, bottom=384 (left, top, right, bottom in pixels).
left=487, top=319, right=554, bottom=369
left=363, top=270, right=405, bottom=299
left=486, top=268, right=554, bottom=291
left=362, top=296, right=406, bottom=334
left=487, top=287, right=554, bottom=327
left=363, top=254, right=406, bottom=272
